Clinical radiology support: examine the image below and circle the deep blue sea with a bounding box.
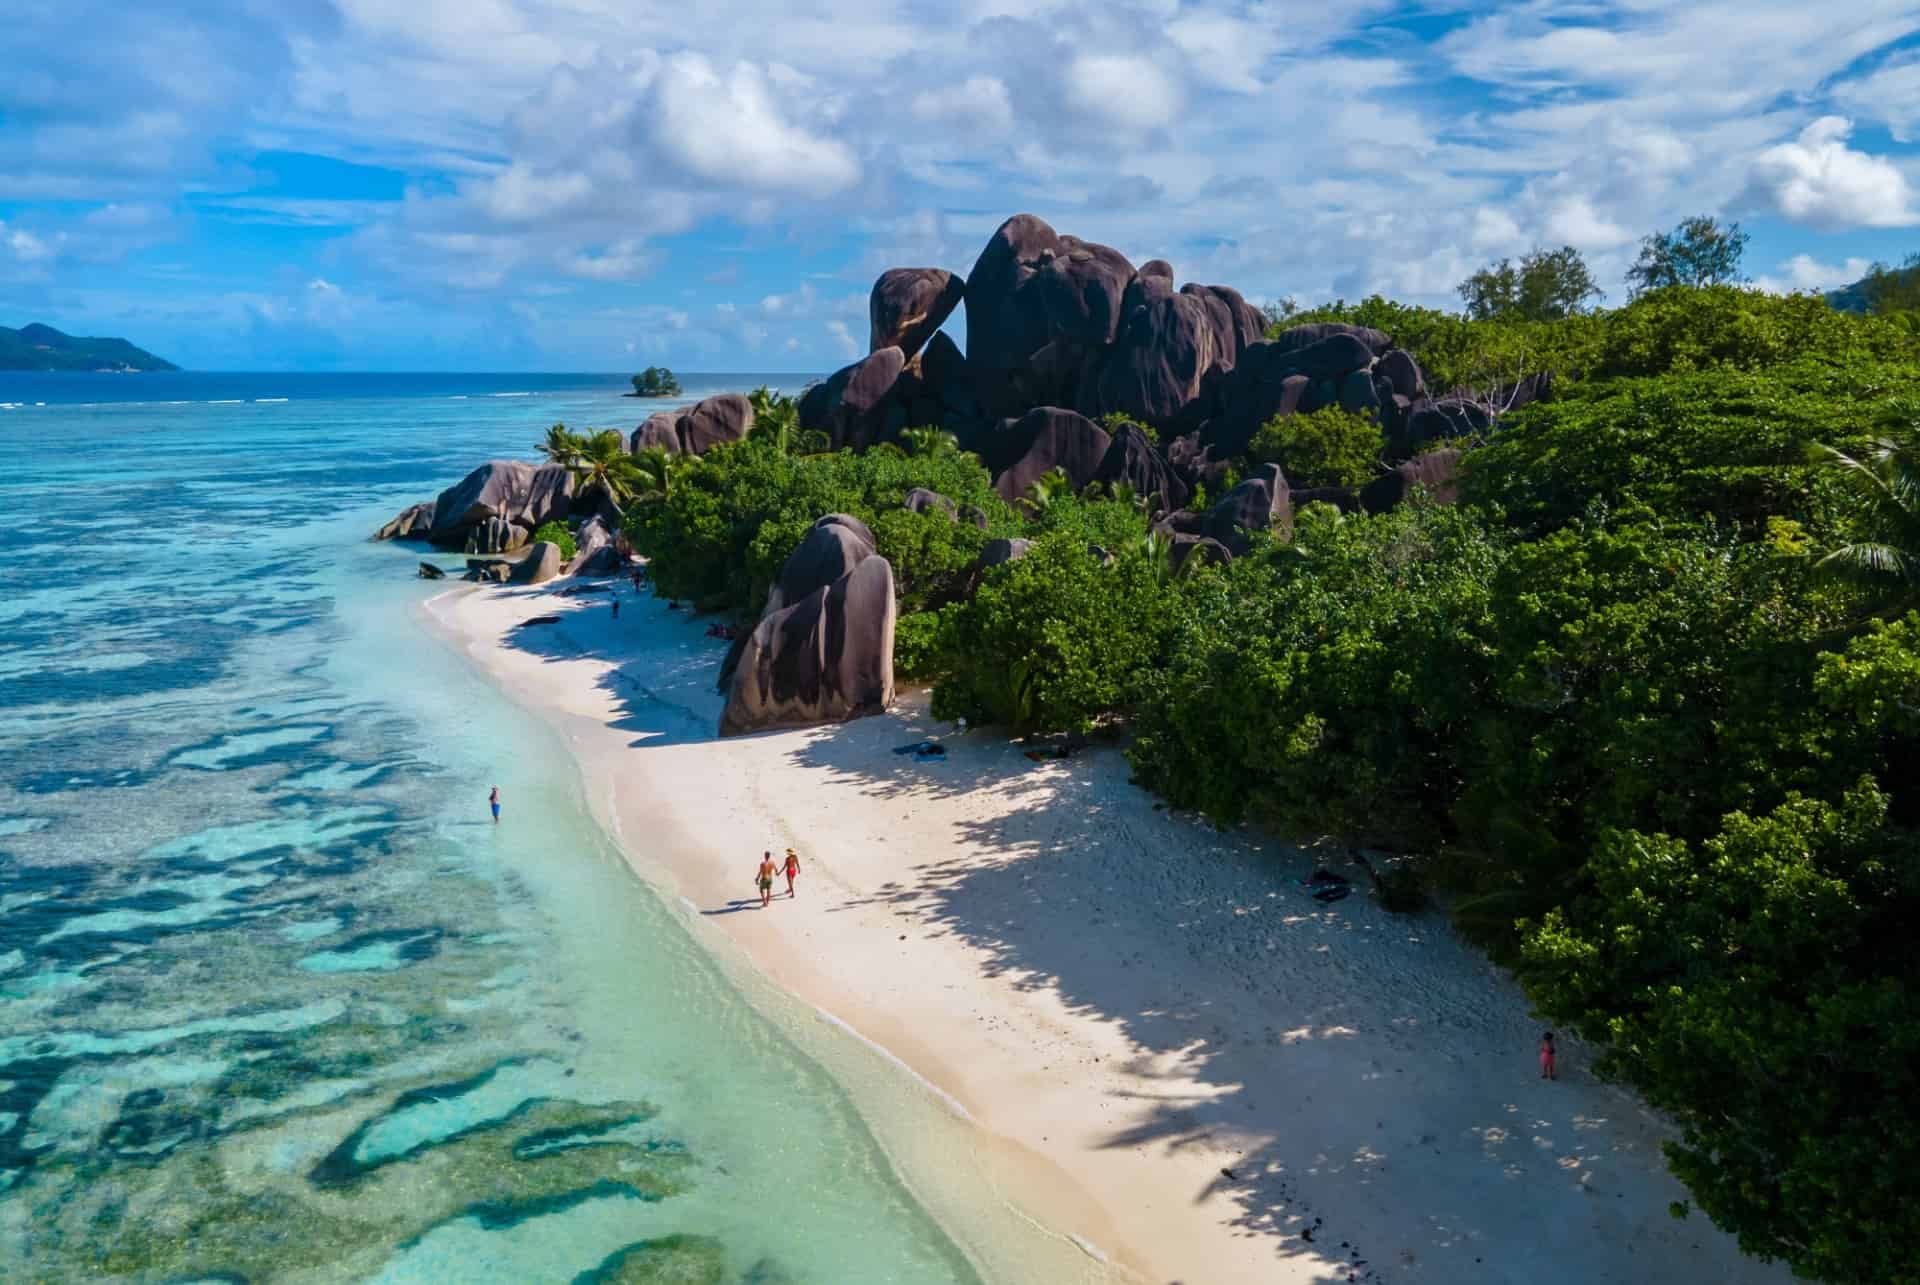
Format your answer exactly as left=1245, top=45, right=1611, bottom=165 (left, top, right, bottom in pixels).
left=0, top=371, right=999, bottom=1283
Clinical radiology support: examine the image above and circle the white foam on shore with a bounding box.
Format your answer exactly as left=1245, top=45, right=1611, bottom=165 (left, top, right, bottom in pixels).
left=209, top=399, right=243, bottom=404
left=810, top=1004, right=975, bottom=1124
left=255, top=397, right=290, bottom=403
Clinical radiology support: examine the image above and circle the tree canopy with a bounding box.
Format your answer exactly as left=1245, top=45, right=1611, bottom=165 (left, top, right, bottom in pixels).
left=1457, top=245, right=1603, bottom=322
left=1627, top=215, right=1750, bottom=293
left=632, top=366, right=683, bottom=396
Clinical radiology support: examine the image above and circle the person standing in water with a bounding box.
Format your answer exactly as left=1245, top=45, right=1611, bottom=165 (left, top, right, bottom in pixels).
left=783, top=848, right=801, bottom=898
left=756, top=852, right=777, bottom=908
left=611, top=595, right=620, bottom=620
left=1540, top=1031, right=1557, bottom=1080
left=489, top=786, right=501, bottom=824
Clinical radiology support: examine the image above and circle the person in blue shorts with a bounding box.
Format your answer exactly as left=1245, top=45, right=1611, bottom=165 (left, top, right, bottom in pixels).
left=489, top=785, right=501, bottom=823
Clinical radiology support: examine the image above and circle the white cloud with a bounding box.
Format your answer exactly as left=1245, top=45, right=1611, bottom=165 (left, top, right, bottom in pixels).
left=1745, top=116, right=1919, bottom=229
left=1751, top=252, right=1875, bottom=294
left=911, top=76, right=1014, bottom=133
left=645, top=53, right=860, bottom=197
left=562, top=240, right=656, bottom=282
left=824, top=318, right=858, bottom=359
left=1064, top=54, right=1181, bottom=133
left=6, top=227, right=56, bottom=263
left=1831, top=51, right=1920, bottom=143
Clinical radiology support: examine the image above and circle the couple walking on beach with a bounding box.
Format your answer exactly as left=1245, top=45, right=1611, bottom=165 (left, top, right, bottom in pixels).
left=756, top=848, right=801, bottom=907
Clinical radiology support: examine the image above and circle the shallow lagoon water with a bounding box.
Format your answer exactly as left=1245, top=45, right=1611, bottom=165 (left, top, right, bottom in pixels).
left=0, top=374, right=990, bottom=1283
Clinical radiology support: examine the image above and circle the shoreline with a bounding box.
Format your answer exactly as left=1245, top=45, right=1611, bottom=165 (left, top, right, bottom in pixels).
left=420, top=577, right=1786, bottom=1285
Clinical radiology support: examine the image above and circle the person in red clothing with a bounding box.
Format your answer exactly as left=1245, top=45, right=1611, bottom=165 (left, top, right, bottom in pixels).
left=783, top=848, right=801, bottom=898
left=1540, top=1031, right=1558, bottom=1081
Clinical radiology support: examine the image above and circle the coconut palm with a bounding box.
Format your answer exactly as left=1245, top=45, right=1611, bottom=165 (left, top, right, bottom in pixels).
left=537, top=423, right=584, bottom=465
left=631, top=445, right=676, bottom=502
left=901, top=427, right=960, bottom=457
left=1811, top=437, right=1920, bottom=602
left=748, top=385, right=802, bottom=453
left=1024, top=467, right=1074, bottom=512
left=569, top=429, right=646, bottom=514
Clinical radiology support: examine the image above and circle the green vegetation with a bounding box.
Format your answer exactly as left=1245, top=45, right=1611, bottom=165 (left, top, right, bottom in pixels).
left=1627, top=215, right=1749, bottom=293
left=532, top=520, right=577, bottom=561
left=0, top=321, right=177, bottom=371
left=1457, top=245, right=1603, bottom=321
left=1247, top=405, right=1384, bottom=487
left=622, top=258, right=1920, bottom=1281
left=631, top=366, right=682, bottom=396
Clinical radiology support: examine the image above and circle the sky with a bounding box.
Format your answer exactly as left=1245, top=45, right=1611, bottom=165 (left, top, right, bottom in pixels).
left=3, top=1, right=1920, bottom=372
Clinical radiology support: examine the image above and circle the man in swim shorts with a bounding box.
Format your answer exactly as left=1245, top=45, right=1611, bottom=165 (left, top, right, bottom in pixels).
left=757, top=851, right=776, bottom=908
left=489, top=786, right=501, bottom=823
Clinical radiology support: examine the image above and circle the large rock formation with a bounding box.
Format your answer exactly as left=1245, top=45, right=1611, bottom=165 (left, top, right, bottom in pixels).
left=799, top=347, right=908, bottom=451
left=870, top=269, right=964, bottom=361
left=1360, top=448, right=1463, bottom=513
left=375, top=502, right=435, bottom=541
left=1089, top=291, right=1220, bottom=430
left=1094, top=423, right=1189, bottom=513
left=426, top=461, right=576, bottom=548
left=964, top=214, right=1075, bottom=417
left=628, top=393, right=754, bottom=456
left=989, top=408, right=1113, bottom=507
left=509, top=541, right=563, bottom=585
left=1203, top=465, right=1291, bottom=555
left=465, top=514, right=525, bottom=555
left=720, top=552, right=896, bottom=737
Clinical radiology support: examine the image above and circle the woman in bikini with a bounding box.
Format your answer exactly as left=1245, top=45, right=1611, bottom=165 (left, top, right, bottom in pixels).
left=783, top=848, right=801, bottom=898
left=756, top=852, right=777, bottom=908
left=1540, top=1031, right=1557, bottom=1081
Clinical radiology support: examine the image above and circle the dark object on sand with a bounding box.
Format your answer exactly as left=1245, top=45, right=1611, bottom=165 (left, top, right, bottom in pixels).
left=1022, top=746, right=1073, bottom=762
left=1302, top=868, right=1353, bottom=903
left=892, top=740, right=946, bottom=759
left=418, top=562, right=446, bottom=580
left=516, top=615, right=562, bottom=628
left=557, top=582, right=610, bottom=597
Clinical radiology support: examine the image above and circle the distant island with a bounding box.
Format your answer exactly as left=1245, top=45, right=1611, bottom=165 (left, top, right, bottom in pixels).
left=627, top=366, right=682, bottom=397
left=0, top=322, right=178, bottom=372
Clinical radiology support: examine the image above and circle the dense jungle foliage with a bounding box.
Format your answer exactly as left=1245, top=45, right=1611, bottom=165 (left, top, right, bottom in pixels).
left=626, top=292, right=1920, bottom=1283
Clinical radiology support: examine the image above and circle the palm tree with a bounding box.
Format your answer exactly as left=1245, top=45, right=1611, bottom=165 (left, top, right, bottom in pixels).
left=537, top=423, right=584, bottom=465
left=569, top=429, right=646, bottom=514
left=748, top=385, right=802, bottom=453
left=901, top=427, right=960, bottom=457
left=1024, top=467, right=1074, bottom=512
left=631, top=445, right=676, bottom=502
left=1810, top=437, right=1920, bottom=602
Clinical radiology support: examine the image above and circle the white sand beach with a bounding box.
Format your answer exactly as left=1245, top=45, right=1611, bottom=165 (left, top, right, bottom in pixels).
left=424, top=580, right=1785, bottom=1285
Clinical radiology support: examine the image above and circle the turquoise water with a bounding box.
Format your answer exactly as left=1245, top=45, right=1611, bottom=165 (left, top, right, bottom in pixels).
left=0, top=374, right=989, bottom=1282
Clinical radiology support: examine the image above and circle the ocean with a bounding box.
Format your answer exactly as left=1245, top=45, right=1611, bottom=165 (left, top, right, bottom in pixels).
left=0, top=372, right=989, bottom=1283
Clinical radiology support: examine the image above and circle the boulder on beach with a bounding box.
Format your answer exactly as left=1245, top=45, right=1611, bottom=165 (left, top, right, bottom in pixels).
left=428, top=460, right=575, bottom=547
left=628, top=394, right=754, bottom=457
left=801, top=348, right=909, bottom=451
left=719, top=514, right=879, bottom=693
left=375, top=501, right=435, bottom=541
left=720, top=555, right=897, bottom=737
left=417, top=562, right=446, bottom=580
left=465, top=514, right=524, bottom=555
left=869, top=269, right=964, bottom=361
left=508, top=541, right=563, bottom=586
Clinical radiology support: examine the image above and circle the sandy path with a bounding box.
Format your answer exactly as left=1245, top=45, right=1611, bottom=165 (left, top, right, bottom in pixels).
left=423, top=580, right=1783, bottom=1285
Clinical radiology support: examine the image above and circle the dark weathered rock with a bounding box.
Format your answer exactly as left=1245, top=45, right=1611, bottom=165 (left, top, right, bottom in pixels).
left=417, top=561, right=446, bottom=580
left=1089, top=292, right=1218, bottom=429
left=904, top=488, right=958, bottom=520
left=815, top=512, right=877, bottom=550
left=1180, top=284, right=1265, bottom=373
left=1122, top=260, right=1177, bottom=317
left=1169, top=534, right=1233, bottom=572
left=631, top=411, right=682, bottom=454
left=1263, top=332, right=1375, bottom=384
left=1203, top=467, right=1291, bottom=553
left=1396, top=398, right=1491, bottom=456
left=975, top=538, right=1033, bottom=579
left=1269, top=322, right=1392, bottom=358
left=964, top=214, right=1067, bottom=416
left=1038, top=236, right=1135, bottom=348
left=719, top=556, right=897, bottom=737
left=1374, top=349, right=1427, bottom=401
left=776, top=518, right=878, bottom=611
left=567, top=514, right=621, bottom=575
left=376, top=502, right=435, bottom=541
left=428, top=461, right=577, bottom=547
left=509, top=541, right=563, bottom=585
left=465, top=514, right=524, bottom=555
left=1360, top=449, right=1462, bottom=513
left=869, top=268, right=964, bottom=360
left=1095, top=424, right=1189, bottom=513
left=992, top=410, right=1112, bottom=507
left=1340, top=368, right=1380, bottom=415
left=1155, top=508, right=1206, bottom=537
left=629, top=394, right=754, bottom=456
left=1209, top=372, right=1311, bottom=458
left=802, top=348, right=909, bottom=451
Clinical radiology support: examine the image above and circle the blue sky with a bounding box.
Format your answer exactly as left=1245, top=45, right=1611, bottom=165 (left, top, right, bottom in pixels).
left=3, top=1, right=1920, bottom=372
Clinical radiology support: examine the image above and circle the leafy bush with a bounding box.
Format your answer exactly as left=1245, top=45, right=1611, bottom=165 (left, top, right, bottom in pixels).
left=1463, top=360, right=1920, bottom=538
left=1588, top=285, right=1911, bottom=379
left=531, top=520, right=576, bottom=561
left=932, top=534, right=1186, bottom=736
left=1098, top=411, right=1158, bottom=444
left=1247, top=406, right=1384, bottom=487
left=625, top=437, right=1014, bottom=614
left=632, top=366, right=682, bottom=396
